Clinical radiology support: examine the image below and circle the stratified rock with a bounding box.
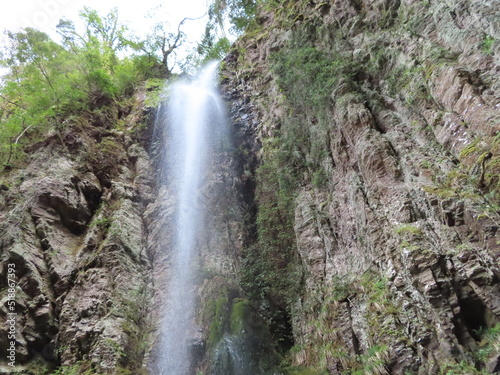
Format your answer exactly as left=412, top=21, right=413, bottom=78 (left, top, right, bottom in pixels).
left=220, top=0, right=500, bottom=373
left=0, top=97, right=154, bottom=374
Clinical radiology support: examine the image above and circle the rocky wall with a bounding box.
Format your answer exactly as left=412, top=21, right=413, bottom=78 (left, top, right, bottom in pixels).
left=220, top=0, right=500, bottom=373
left=0, top=93, right=154, bottom=375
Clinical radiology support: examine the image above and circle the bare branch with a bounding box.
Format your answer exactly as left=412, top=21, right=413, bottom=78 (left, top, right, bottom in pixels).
left=14, top=123, right=34, bottom=145
left=173, top=13, right=207, bottom=49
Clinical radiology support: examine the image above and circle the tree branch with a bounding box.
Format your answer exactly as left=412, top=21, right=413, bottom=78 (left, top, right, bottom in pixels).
left=14, top=123, right=34, bottom=145
left=0, top=94, right=27, bottom=110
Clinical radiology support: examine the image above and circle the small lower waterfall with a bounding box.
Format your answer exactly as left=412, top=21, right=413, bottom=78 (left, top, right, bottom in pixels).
left=212, top=334, right=254, bottom=375
left=154, top=62, right=227, bottom=375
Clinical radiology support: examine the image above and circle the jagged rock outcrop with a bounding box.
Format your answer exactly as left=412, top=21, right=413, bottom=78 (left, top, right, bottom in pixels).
left=220, top=0, right=500, bottom=373
left=0, top=94, right=154, bottom=374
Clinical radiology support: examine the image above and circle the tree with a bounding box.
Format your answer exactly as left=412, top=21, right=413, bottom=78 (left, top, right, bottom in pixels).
left=192, top=0, right=256, bottom=65
left=57, top=7, right=128, bottom=53
left=210, top=0, right=256, bottom=35
left=128, top=19, right=186, bottom=78
left=57, top=7, right=131, bottom=98
left=0, top=8, right=157, bottom=167
left=127, top=8, right=206, bottom=77
left=197, top=25, right=231, bottom=62
left=0, top=27, right=88, bottom=165
left=3, top=28, right=70, bottom=111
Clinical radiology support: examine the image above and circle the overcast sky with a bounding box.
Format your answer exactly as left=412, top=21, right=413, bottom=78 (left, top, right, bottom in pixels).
left=0, top=0, right=209, bottom=48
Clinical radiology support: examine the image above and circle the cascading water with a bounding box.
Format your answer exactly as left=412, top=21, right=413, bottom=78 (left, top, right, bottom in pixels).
left=154, top=62, right=227, bottom=375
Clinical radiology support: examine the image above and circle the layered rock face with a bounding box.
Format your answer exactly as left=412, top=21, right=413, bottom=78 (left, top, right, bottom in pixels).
left=221, top=0, right=500, bottom=373
left=0, top=95, right=154, bottom=374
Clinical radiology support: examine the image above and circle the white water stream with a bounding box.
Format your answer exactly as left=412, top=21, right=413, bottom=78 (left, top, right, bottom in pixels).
left=156, top=62, right=226, bottom=375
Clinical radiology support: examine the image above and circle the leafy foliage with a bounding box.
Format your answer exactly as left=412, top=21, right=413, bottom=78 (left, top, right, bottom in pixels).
left=197, top=27, right=232, bottom=63
left=191, top=0, right=256, bottom=66
left=272, top=45, right=355, bottom=113
left=476, top=323, right=500, bottom=362
left=0, top=27, right=87, bottom=165
left=241, top=136, right=300, bottom=301
left=239, top=134, right=302, bottom=356
left=49, top=361, right=97, bottom=375
left=482, top=35, right=495, bottom=55
left=210, top=0, right=256, bottom=35
left=0, top=7, right=172, bottom=168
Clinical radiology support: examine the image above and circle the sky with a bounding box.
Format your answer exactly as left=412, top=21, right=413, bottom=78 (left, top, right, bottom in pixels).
left=0, top=0, right=210, bottom=59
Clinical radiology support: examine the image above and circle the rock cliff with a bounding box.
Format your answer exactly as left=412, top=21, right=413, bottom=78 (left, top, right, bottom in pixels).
left=219, top=0, right=500, bottom=373
left=0, top=94, right=154, bottom=374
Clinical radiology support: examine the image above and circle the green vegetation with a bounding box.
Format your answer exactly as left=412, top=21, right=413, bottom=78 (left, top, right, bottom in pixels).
left=0, top=8, right=165, bottom=168
left=476, top=323, right=500, bottom=362
left=239, top=25, right=356, bottom=363
left=201, top=284, right=281, bottom=373
left=210, top=0, right=256, bottom=34
left=393, top=224, right=423, bottom=237
left=364, top=36, right=456, bottom=107
left=352, top=345, right=390, bottom=375
left=232, top=1, right=500, bottom=374
left=240, top=137, right=301, bottom=309
left=280, top=365, right=327, bottom=375
left=192, top=0, right=256, bottom=65
left=459, top=138, right=482, bottom=159
left=279, top=271, right=398, bottom=374
left=143, top=78, right=166, bottom=108
left=424, top=133, right=500, bottom=205
left=402, top=321, right=499, bottom=375
left=438, top=361, right=490, bottom=375
left=230, top=298, right=252, bottom=335
left=103, top=338, right=127, bottom=360
left=207, top=295, right=230, bottom=347
left=0, top=0, right=261, bottom=167
left=196, top=31, right=232, bottom=64
left=482, top=35, right=495, bottom=55
left=312, top=168, right=328, bottom=189
left=0, top=3, right=234, bottom=169
left=238, top=27, right=359, bottom=349
left=272, top=45, right=354, bottom=113
left=49, top=361, right=99, bottom=375
left=90, top=216, right=110, bottom=229
left=85, top=137, right=126, bottom=187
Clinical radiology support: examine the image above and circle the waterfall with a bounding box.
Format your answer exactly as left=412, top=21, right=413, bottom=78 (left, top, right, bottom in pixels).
left=154, top=62, right=226, bottom=375
left=212, top=334, right=254, bottom=375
